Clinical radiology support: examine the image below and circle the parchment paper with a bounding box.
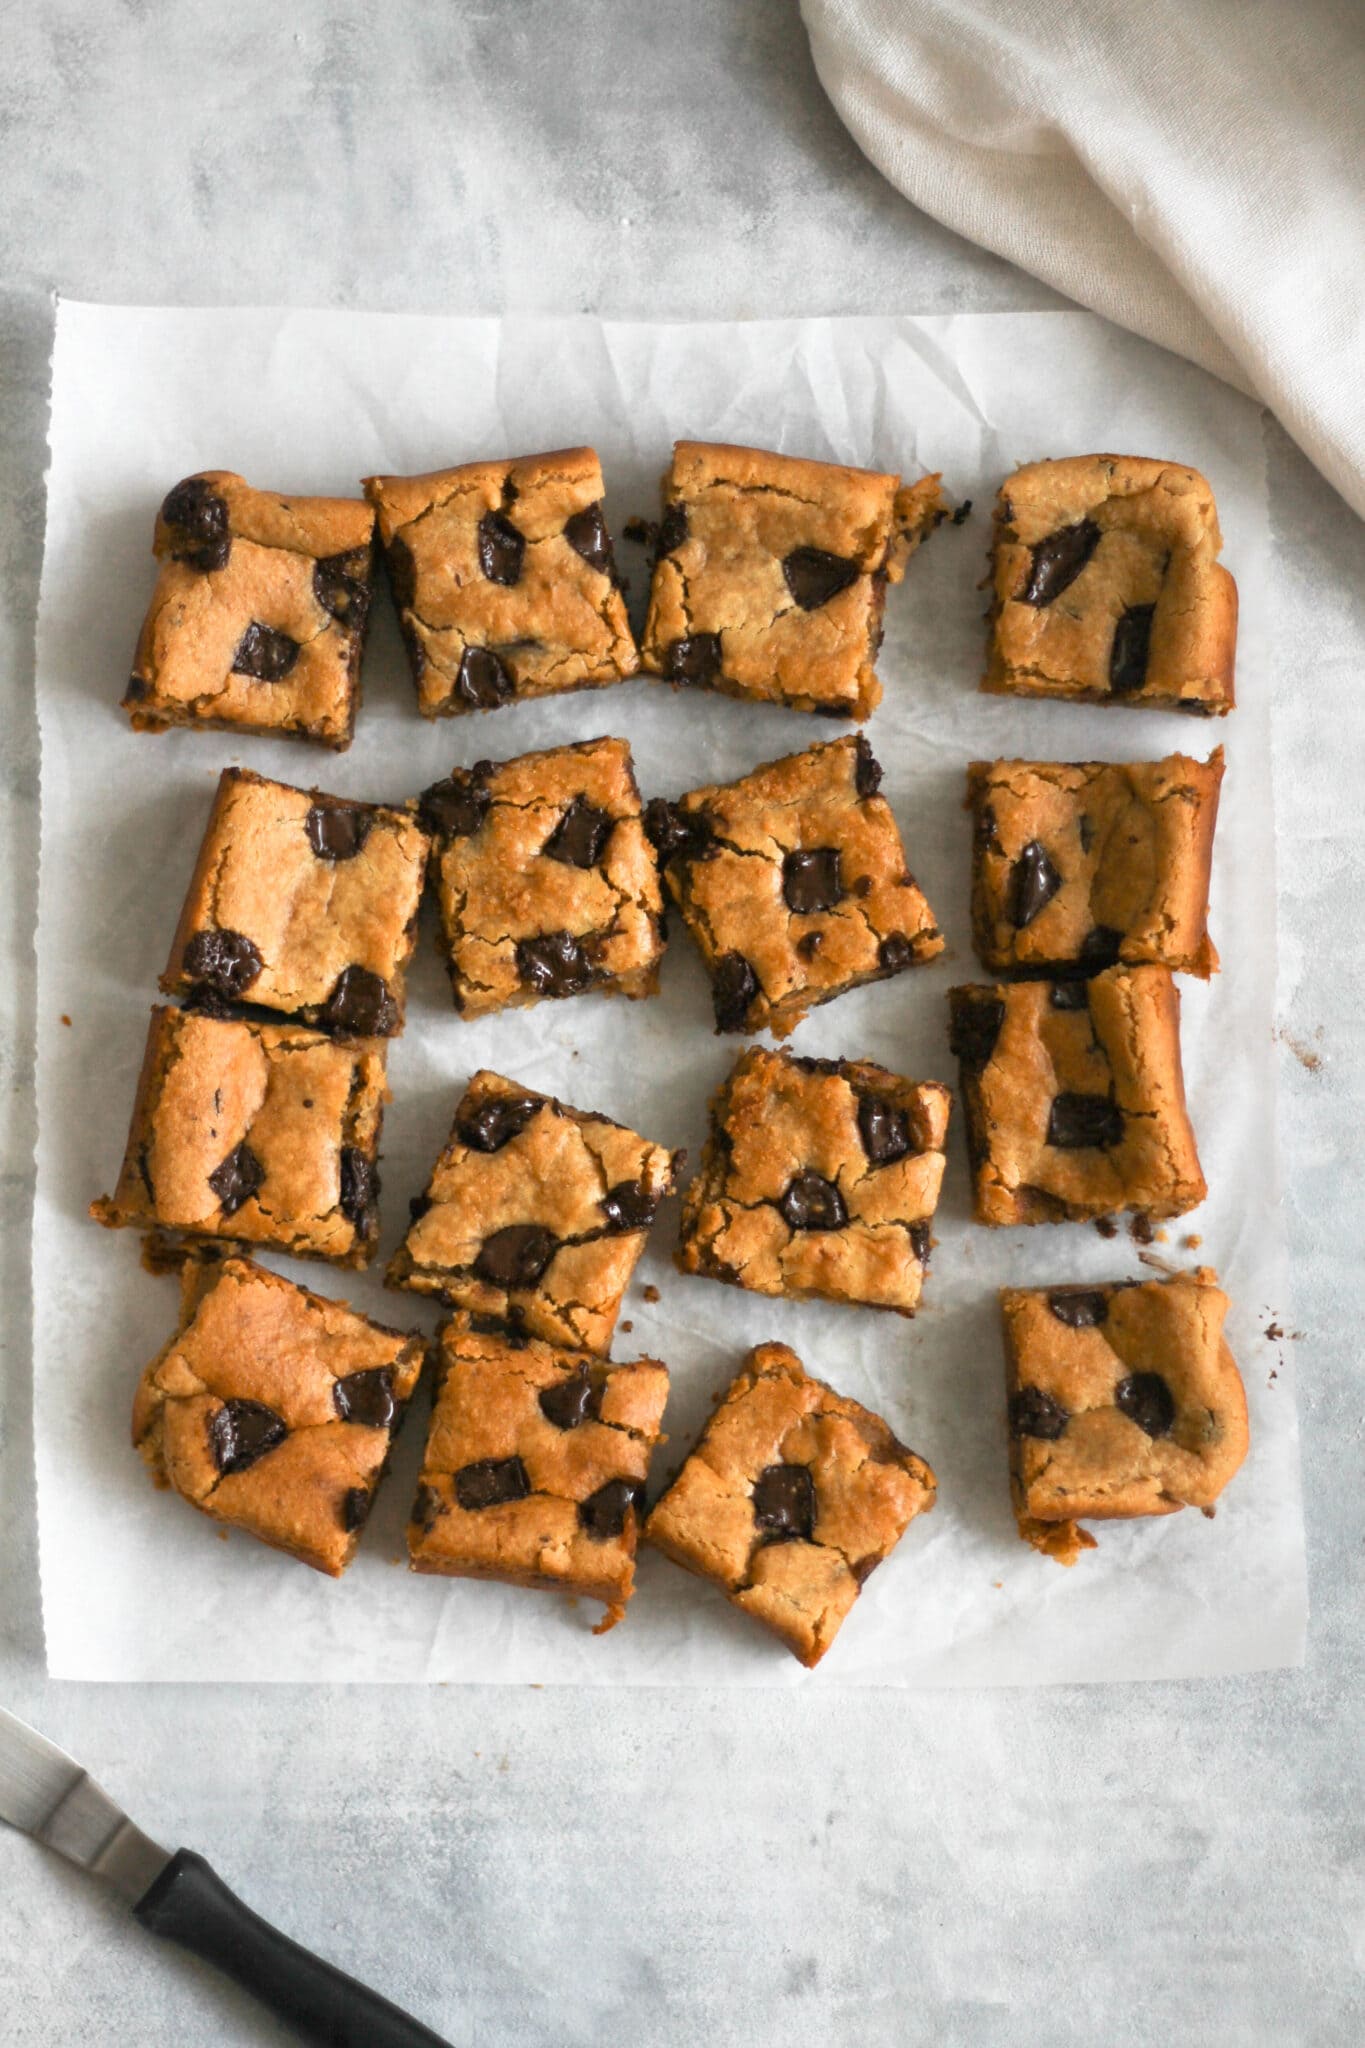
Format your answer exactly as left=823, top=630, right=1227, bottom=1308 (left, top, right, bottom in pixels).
left=33, top=304, right=1305, bottom=1684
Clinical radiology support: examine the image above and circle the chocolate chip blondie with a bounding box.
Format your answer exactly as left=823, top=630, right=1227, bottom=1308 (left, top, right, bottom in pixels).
left=677, top=1048, right=952, bottom=1315
left=646, top=735, right=942, bottom=1035
left=1000, top=1270, right=1248, bottom=1566
left=387, top=1070, right=681, bottom=1353
left=985, top=456, right=1237, bottom=713
left=124, top=473, right=376, bottom=748
left=638, top=441, right=945, bottom=718
left=92, top=1007, right=388, bottom=1266
left=133, top=1255, right=425, bottom=1576
left=645, top=1342, right=936, bottom=1668
left=948, top=966, right=1206, bottom=1227
left=419, top=737, right=664, bottom=1018
left=363, top=447, right=637, bottom=717
left=162, top=768, right=430, bottom=1035
left=408, top=1314, right=669, bottom=1630
left=967, top=750, right=1224, bottom=978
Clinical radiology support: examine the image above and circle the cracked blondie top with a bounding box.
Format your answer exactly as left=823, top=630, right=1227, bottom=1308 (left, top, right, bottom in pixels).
left=645, top=735, right=943, bottom=1036
left=124, top=472, right=376, bottom=749
left=985, top=455, right=1237, bottom=713
left=363, top=447, right=637, bottom=718
left=162, top=768, right=430, bottom=1035
left=91, top=1007, right=388, bottom=1266
left=387, top=1070, right=681, bottom=1354
left=638, top=440, right=945, bottom=719
left=419, top=737, right=664, bottom=1019
left=1000, top=1270, right=1248, bottom=1567
left=948, top=966, right=1206, bottom=1227
left=408, top=1314, right=670, bottom=1631
left=133, top=1255, right=425, bottom=1576
left=677, top=1048, right=952, bottom=1315
left=645, top=1342, right=936, bottom=1668
left=967, top=750, right=1224, bottom=978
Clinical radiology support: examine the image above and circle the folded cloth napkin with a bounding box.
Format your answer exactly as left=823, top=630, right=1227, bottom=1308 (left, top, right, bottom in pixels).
left=802, top=0, right=1365, bottom=518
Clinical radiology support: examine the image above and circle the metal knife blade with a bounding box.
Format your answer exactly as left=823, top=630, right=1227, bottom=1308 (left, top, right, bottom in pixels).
left=0, top=1704, right=169, bottom=1903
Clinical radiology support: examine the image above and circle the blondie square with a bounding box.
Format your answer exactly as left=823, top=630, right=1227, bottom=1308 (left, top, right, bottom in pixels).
left=677, top=1048, right=952, bottom=1315
left=645, top=1342, right=936, bottom=1668
left=363, top=447, right=637, bottom=717
left=646, top=735, right=942, bottom=1035
left=162, top=768, right=430, bottom=1035
left=966, top=750, right=1224, bottom=978
left=985, top=455, right=1237, bottom=713
left=419, top=737, right=664, bottom=1018
left=124, top=472, right=376, bottom=748
left=948, top=966, right=1206, bottom=1227
left=132, top=1255, right=425, bottom=1576
left=387, top=1070, right=681, bottom=1354
left=92, top=1007, right=388, bottom=1266
left=1000, top=1270, right=1249, bottom=1566
left=639, top=440, right=945, bottom=719
left=408, top=1315, right=670, bottom=1630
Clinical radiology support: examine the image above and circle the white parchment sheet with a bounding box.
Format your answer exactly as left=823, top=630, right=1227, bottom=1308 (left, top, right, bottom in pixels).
left=33, top=305, right=1305, bottom=1684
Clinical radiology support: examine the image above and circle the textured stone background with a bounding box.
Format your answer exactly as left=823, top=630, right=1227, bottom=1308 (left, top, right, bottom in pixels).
left=0, top=5, right=1361, bottom=2043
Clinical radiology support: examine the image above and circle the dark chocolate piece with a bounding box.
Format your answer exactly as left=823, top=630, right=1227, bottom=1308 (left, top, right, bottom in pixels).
left=420, top=769, right=491, bottom=839
left=858, top=1094, right=910, bottom=1167
left=515, top=930, right=594, bottom=999
left=477, top=510, right=525, bottom=586
left=1009, top=1387, right=1070, bottom=1440
left=782, top=847, right=842, bottom=915
left=779, top=1171, right=848, bottom=1232
left=455, top=1456, right=531, bottom=1510
left=1110, top=604, right=1156, bottom=696
left=751, top=1463, right=816, bottom=1542
left=711, top=952, right=759, bottom=1031
left=1047, top=1289, right=1109, bottom=1328
left=782, top=546, right=860, bottom=610
left=1115, top=1371, right=1176, bottom=1438
left=1046, top=1093, right=1125, bottom=1150
left=1021, top=519, right=1101, bottom=606
left=333, top=1367, right=396, bottom=1430
left=305, top=803, right=371, bottom=862
left=474, top=1224, right=558, bottom=1288
left=182, top=928, right=263, bottom=1000
left=317, top=965, right=397, bottom=1036
left=231, top=622, right=300, bottom=682
left=601, top=1180, right=658, bottom=1233
left=208, top=1397, right=286, bottom=1475
left=457, top=1095, right=540, bottom=1154
left=543, top=797, right=613, bottom=870
left=663, top=634, right=722, bottom=685
left=1007, top=841, right=1062, bottom=929
left=207, top=1141, right=264, bottom=1217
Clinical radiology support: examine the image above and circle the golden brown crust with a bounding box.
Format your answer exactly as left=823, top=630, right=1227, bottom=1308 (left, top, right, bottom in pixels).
left=407, top=1315, right=669, bottom=1628
left=362, top=447, right=637, bottom=716
left=985, top=455, right=1236, bottom=714
left=677, top=1047, right=951, bottom=1314
left=966, top=751, right=1223, bottom=977
left=133, top=1255, right=426, bottom=1576
left=645, top=1342, right=935, bottom=1668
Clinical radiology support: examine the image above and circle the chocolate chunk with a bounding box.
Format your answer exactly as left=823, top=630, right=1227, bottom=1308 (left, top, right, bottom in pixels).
left=1021, top=519, right=1101, bottom=606
left=208, top=1398, right=286, bottom=1475
left=516, top=930, right=594, bottom=999
left=125, top=674, right=149, bottom=701
left=1078, top=925, right=1123, bottom=971
left=878, top=933, right=918, bottom=973
left=161, top=477, right=230, bottom=572
left=563, top=502, right=615, bottom=577
left=318, top=966, right=398, bottom=1037
left=333, top=1367, right=396, bottom=1430
left=782, top=847, right=843, bottom=915
left=908, top=1220, right=932, bottom=1265
left=658, top=503, right=689, bottom=556
left=1110, top=604, right=1156, bottom=696
left=858, top=1094, right=911, bottom=1166
left=1046, top=1093, right=1124, bottom=1149
left=779, top=1170, right=848, bottom=1232
left=385, top=534, right=417, bottom=611
left=1115, top=1372, right=1176, bottom=1437
left=231, top=622, right=299, bottom=683
left=601, top=1180, right=658, bottom=1233
left=663, top=634, right=722, bottom=685
left=182, top=927, right=263, bottom=999
left=796, top=932, right=824, bottom=961
left=751, top=1463, right=815, bottom=1542
left=1047, top=1289, right=1109, bottom=1328
left=539, top=1366, right=600, bottom=1432
left=544, top=796, right=613, bottom=869
left=455, top=1456, right=530, bottom=1510
left=644, top=798, right=713, bottom=864
left=1050, top=981, right=1090, bottom=1011
left=949, top=993, right=1005, bottom=1069
left=1007, top=841, right=1062, bottom=928
left=420, top=767, right=491, bottom=839
left=474, top=1223, right=558, bottom=1288
left=313, top=549, right=371, bottom=627
left=338, top=1147, right=377, bottom=1229
left=853, top=735, right=883, bottom=798
left=341, top=1486, right=371, bottom=1533
left=1009, top=1386, right=1070, bottom=1440
left=782, top=546, right=861, bottom=610
left=411, top=1482, right=446, bottom=1531
left=579, top=1478, right=643, bottom=1542
left=457, top=1094, right=540, bottom=1153
left=455, top=646, right=515, bottom=709
left=711, top=952, right=759, bottom=1031
left=305, top=802, right=371, bottom=861
left=477, top=509, right=525, bottom=585
left=207, top=1141, right=264, bottom=1216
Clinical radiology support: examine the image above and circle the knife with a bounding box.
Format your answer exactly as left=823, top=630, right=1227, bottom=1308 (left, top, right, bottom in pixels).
left=0, top=1703, right=450, bottom=2046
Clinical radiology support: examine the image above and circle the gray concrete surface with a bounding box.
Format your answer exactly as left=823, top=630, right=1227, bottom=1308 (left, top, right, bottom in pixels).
left=1, top=5, right=1361, bottom=2043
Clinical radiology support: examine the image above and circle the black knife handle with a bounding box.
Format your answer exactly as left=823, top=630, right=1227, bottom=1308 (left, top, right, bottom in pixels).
left=133, top=1849, right=450, bottom=2048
